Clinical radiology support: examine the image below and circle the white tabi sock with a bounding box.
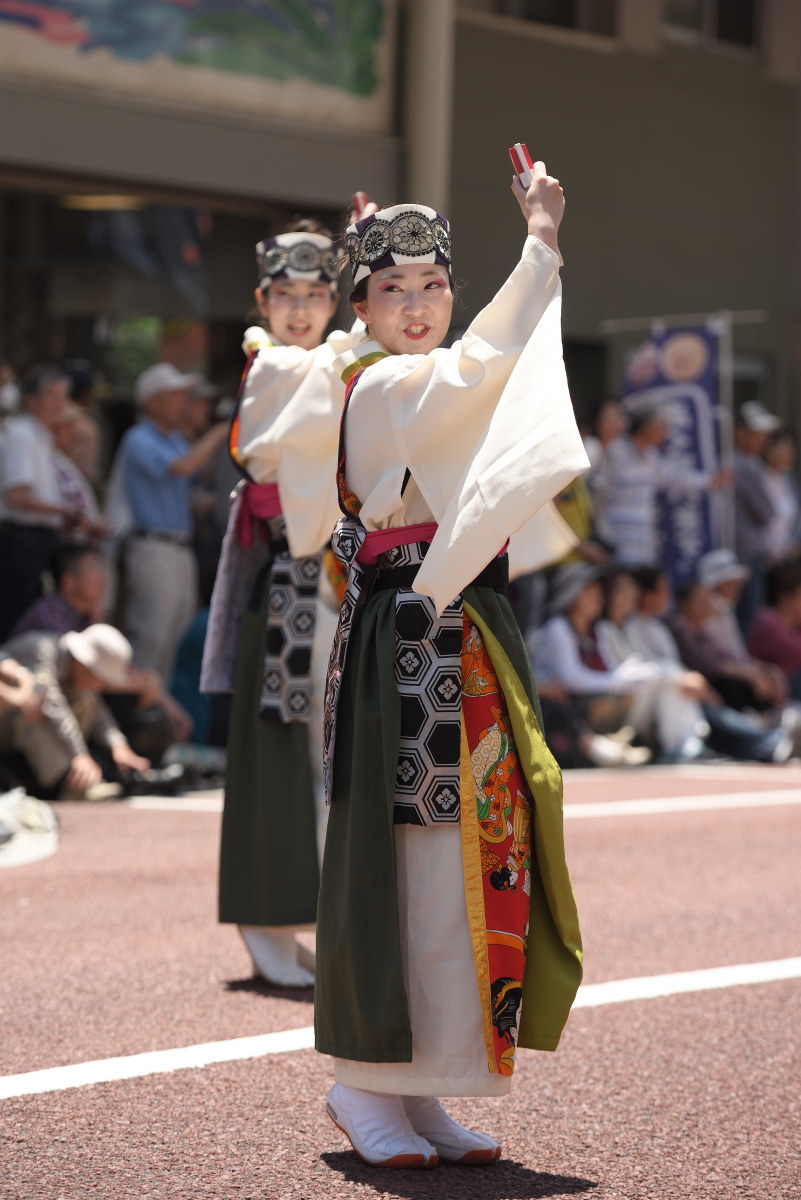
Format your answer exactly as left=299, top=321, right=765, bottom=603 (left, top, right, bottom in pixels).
left=327, top=1084, right=437, bottom=1168
left=402, top=1095, right=501, bottom=1164
left=239, top=926, right=315, bottom=988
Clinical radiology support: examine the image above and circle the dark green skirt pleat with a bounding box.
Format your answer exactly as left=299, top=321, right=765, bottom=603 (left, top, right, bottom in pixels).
left=218, top=569, right=320, bottom=927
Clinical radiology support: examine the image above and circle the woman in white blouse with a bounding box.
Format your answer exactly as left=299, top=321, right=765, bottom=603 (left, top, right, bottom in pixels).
left=315, top=166, right=588, bottom=1168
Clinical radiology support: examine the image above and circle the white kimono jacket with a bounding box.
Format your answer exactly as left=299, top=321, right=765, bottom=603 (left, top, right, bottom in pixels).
left=333, top=236, right=589, bottom=614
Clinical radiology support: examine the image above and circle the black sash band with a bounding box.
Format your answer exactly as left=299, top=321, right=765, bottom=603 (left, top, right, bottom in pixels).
left=374, top=554, right=509, bottom=594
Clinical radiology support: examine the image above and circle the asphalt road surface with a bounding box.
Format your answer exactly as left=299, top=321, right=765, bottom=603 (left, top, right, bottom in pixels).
left=2, top=761, right=800, bottom=1200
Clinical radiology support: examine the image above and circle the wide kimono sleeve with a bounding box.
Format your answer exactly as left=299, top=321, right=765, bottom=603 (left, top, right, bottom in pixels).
left=236, top=328, right=354, bottom=557
left=342, top=236, right=590, bottom=612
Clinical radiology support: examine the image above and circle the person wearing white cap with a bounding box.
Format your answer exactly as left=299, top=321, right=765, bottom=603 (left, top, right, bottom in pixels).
left=314, top=164, right=587, bottom=1168
left=200, top=217, right=357, bottom=990
left=0, top=623, right=150, bottom=799
left=117, top=362, right=228, bottom=679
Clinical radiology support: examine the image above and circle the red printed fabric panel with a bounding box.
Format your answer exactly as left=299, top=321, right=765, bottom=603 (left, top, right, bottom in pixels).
left=461, top=619, right=533, bottom=1076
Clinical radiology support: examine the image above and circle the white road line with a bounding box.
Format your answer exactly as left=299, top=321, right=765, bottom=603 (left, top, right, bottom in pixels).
left=574, top=957, right=801, bottom=1007
left=3, top=957, right=800, bottom=1101
left=126, top=795, right=223, bottom=813
left=0, top=1025, right=315, bottom=1100
left=126, top=788, right=801, bottom=819
left=564, top=789, right=801, bottom=818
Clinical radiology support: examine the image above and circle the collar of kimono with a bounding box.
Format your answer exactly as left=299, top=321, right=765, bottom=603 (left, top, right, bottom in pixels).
left=337, top=340, right=389, bottom=386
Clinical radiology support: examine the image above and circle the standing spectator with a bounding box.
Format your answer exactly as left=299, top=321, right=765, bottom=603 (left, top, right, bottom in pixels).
left=51, top=403, right=107, bottom=543
left=594, top=397, right=728, bottom=566
left=733, top=401, right=781, bottom=630
left=62, top=359, right=104, bottom=484
left=583, top=395, right=626, bottom=472
left=761, top=429, right=800, bottom=564
left=0, top=366, right=75, bottom=640
left=119, top=363, right=227, bottom=678
left=0, top=363, right=20, bottom=416
left=747, top=560, right=801, bottom=700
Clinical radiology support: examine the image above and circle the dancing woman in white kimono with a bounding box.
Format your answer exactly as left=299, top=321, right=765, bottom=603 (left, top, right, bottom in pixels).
left=315, top=165, right=588, bottom=1165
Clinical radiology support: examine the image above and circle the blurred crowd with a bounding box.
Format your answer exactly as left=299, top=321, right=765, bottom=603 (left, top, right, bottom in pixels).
left=521, top=395, right=801, bottom=768
left=0, top=359, right=234, bottom=802
left=2, top=357, right=801, bottom=802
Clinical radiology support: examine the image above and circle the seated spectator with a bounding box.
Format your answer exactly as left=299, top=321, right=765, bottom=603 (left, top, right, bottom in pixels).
left=665, top=580, right=801, bottom=763
left=0, top=658, right=42, bottom=721
left=10, top=543, right=192, bottom=759
left=11, top=542, right=105, bottom=638
left=0, top=625, right=150, bottom=800
left=596, top=568, right=708, bottom=762
left=669, top=568, right=787, bottom=713
left=697, top=549, right=787, bottom=710
left=747, top=560, right=801, bottom=701
left=530, top=563, right=654, bottom=767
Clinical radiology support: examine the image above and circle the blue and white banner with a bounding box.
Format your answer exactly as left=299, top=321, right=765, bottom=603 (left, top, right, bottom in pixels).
left=622, top=326, right=723, bottom=583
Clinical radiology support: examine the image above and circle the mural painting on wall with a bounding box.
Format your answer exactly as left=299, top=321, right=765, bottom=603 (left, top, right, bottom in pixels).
left=0, top=0, right=393, bottom=130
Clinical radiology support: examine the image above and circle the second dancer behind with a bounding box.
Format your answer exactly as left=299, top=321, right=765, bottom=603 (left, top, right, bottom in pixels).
left=315, top=163, right=589, bottom=1166
left=202, top=219, right=353, bottom=987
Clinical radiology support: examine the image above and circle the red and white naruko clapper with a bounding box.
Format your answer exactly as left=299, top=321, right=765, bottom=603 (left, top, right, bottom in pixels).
left=351, top=192, right=369, bottom=217
left=508, top=142, right=534, bottom=187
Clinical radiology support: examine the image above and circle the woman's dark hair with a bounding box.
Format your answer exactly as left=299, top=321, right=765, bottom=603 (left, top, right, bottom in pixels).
left=48, top=542, right=102, bottom=588
left=602, top=567, right=640, bottom=621
left=633, top=566, right=665, bottom=595
left=766, top=560, right=801, bottom=606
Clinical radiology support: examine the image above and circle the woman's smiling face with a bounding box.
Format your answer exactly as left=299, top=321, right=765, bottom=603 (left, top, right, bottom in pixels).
left=352, top=263, right=453, bottom=356
left=256, top=278, right=337, bottom=350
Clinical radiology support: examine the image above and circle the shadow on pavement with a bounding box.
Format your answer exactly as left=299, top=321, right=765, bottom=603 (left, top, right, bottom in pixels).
left=320, top=1151, right=599, bottom=1198
left=223, top=975, right=315, bottom=1003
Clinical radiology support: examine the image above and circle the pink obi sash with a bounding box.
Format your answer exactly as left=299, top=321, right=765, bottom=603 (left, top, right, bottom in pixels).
left=355, top=521, right=509, bottom=568
left=235, top=482, right=283, bottom=548
left=355, top=522, right=438, bottom=567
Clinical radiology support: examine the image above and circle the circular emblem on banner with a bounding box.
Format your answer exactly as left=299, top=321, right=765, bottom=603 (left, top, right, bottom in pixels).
left=661, top=332, right=710, bottom=382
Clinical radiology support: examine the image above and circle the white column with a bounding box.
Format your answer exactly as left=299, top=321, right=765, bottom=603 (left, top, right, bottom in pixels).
left=402, top=0, right=456, bottom=212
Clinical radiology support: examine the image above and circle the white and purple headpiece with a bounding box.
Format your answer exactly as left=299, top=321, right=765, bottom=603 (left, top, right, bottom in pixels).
left=256, top=231, right=339, bottom=294
left=345, top=204, right=451, bottom=286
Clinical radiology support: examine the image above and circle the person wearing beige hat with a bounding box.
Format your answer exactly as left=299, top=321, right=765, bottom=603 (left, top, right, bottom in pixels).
left=117, top=363, right=228, bottom=678
left=0, top=624, right=150, bottom=799
left=697, top=548, right=787, bottom=711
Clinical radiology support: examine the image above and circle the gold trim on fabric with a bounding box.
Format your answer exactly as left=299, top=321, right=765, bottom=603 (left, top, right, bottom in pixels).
left=464, top=600, right=583, bottom=1052
left=459, top=718, right=497, bottom=1074
left=340, top=351, right=389, bottom=385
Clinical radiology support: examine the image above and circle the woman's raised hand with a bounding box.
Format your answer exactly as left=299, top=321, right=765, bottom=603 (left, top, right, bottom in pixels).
left=511, top=161, right=564, bottom=256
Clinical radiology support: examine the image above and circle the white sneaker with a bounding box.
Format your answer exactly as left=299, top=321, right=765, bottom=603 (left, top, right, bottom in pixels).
left=239, top=926, right=315, bottom=988
left=327, top=1084, right=438, bottom=1168
left=402, top=1095, right=500, bottom=1164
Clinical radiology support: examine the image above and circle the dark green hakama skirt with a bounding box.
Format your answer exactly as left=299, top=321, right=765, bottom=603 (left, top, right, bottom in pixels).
left=218, top=567, right=320, bottom=927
